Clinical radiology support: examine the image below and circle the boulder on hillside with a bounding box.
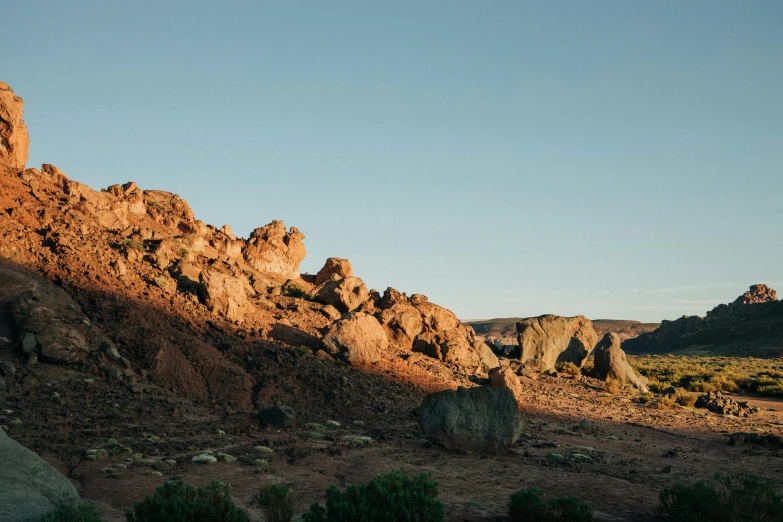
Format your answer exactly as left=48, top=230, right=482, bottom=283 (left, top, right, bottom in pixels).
left=0, top=428, right=80, bottom=522
left=414, top=330, right=480, bottom=369
left=242, top=221, right=306, bottom=280
left=258, top=405, right=298, bottom=427
left=592, top=332, right=649, bottom=392
left=199, top=266, right=251, bottom=323
left=322, top=312, right=388, bottom=365
left=0, top=81, right=29, bottom=171
left=376, top=288, right=424, bottom=347
left=516, top=315, right=597, bottom=371
left=316, top=257, right=353, bottom=285
left=314, top=276, right=369, bottom=313
left=419, top=386, right=524, bottom=455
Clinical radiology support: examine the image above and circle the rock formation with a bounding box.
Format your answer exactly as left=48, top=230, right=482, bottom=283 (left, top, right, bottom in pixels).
left=516, top=315, right=597, bottom=371
left=0, top=428, right=79, bottom=521
left=418, top=386, right=524, bottom=455
left=316, top=257, right=353, bottom=285
left=591, top=333, right=649, bottom=392
left=243, top=221, right=306, bottom=280
left=0, top=82, right=29, bottom=172
left=488, top=366, right=523, bottom=401
left=322, top=312, right=389, bottom=365
left=314, top=276, right=369, bottom=313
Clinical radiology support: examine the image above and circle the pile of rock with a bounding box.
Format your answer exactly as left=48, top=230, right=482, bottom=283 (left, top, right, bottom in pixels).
left=695, top=391, right=759, bottom=417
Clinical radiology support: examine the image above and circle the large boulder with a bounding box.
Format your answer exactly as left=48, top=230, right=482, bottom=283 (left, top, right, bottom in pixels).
left=199, top=266, right=251, bottom=323
left=314, top=276, right=369, bottom=313
left=242, top=221, right=306, bottom=280
left=414, top=330, right=480, bottom=370
left=0, top=81, right=29, bottom=172
left=516, top=315, right=597, bottom=371
left=322, top=312, right=388, bottom=364
left=315, top=257, right=353, bottom=285
left=592, top=333, right=649, bottom=392
left=0, top=429, right=80, bottom=521
left=419, top=386, right=524, bottom=455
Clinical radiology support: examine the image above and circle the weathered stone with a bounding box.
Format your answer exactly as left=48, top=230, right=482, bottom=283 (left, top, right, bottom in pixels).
left=0, top=428, right=79, bottom=522
left=419, top=386, right=524, bottom=455
left=259, top=405, right=297, bottom=428
left=478, top=342, right=500, bottom=371
left=315, top=257, right=353, bottom=285
left=0, top=82, right=29, bottom=171
left=199, top=267, right=249, bottom=323
left=695, top=391, right=759, bottom=417
left=314, top=276, right=369, bottom=313
left=242, top=221, right=306, bottom=280
left=516, top=315, right=597, bottom=370
left=489, top=366, right=523, bottom=401
left=322, top=312, right=388, bottom=365
left=318, top=304, right=342, bottom=321
left=592, top=333, right=649, bottom=392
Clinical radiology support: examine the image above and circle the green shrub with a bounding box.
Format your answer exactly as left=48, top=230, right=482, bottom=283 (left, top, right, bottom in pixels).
left=301, top=469, right=444, bottom=522
left=126, top=479, right=249, bottom=522
left=555, top=362, right=581, bottom=376
left=508, top=487, right=592, bottom=522
left=677, top=393, right=697, bottom=407
left=41, top=495, right=104, bottom=522
left=120, top=239, right=144, bottom=253
left=253, top=483, right=294, bottom=522
left=658, top=472, right=783, bottom=522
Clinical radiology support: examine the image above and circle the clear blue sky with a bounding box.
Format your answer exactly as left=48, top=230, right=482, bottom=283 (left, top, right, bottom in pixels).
left=4, top=1, right=782, bottom=322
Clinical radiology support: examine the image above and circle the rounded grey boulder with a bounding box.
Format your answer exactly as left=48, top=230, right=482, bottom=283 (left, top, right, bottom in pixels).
left=0, top=428, right=79, bottom=521
left=419, top=386, right=524, bottom=455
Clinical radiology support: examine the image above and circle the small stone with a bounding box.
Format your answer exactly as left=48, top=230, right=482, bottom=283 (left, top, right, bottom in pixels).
left=579, top=419, right=591, bottom=430
left=21, top=333, right=38, bottom=355
left=150, top=471, right=163, bottom=476
left=0, top=361, right=16, bottom=377
left=26, top=353, right=38, bottom=367
left=662, top=464, right=673, bottom=474
left=351, top=420, right=365, bottom=427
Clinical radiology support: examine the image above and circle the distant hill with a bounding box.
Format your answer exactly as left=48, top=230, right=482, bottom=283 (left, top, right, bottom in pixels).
left=623, top=284, right=783, bottom=357
left=466, top=317, right=659, bottom=341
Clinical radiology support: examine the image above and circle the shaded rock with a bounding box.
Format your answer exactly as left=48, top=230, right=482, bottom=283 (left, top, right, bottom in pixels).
left=516, top=315, right=597, bottom=370
left=259, top=405, right=298, bottom=428
left=0, top=81, right=29, bottom=171
left=322, top=312, right=388, bottom=364
left=314, top=276, right=369, bottom=313
left=414, top=330, right=480, bottom=370
left=318, top=304, right=342, bottom=321
left=316, top=257, right=353, bottom=285
left=728, top=432, right=783, bottom=448
left=592, top=332, right=649, bottom=392
left=419, top=386, right=524, bottom=455
left=478, top=342, right=500, bottom=371
left=0, top=428, right=79, bottom=522
left=488, top=366, right=523, bottom=401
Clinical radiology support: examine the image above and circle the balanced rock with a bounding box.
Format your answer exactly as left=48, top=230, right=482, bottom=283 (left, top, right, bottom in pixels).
left=0, top=428, right=80, bottom=521
left=242, top=221, right=306, bottom=280
left=322, top=312, right=388, bottom=364
left=516, top=315, right=597, bottom=371
left=314, top=276, right=369, bottom=313
left=316, top=257, right=353, bottom=285
left=419, top=386, right=524, bottom=455
left=0, top=81, right=29, bottom=171
left=592, top=332, right=649, bottom=392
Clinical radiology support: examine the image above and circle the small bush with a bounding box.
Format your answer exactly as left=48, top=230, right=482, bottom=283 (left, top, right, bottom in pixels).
left=508, top=487, right=593, bottom=522
left=120, top=239, right=144, bottom=253
left=301, top=469, right=444, bottom=522
left=41, top=495, right=105, bottom=522
left=654, top=396, right=677, bottom=409
left=253, top=483, right=294, bottom=522
left=178, top=247, right=190, bottom=258
left=603, top=378, right=621, bottom=395
left=677, top=393, right=697, bottom=407
left=658, top=472, right=783, bottom=522
left=126, top=479, right=250, bottom=522
left=555, top=362, right=581, bottom=376
left=636, top=392, right=654, bottom=404
left=282, top=284, right=311, bottom=299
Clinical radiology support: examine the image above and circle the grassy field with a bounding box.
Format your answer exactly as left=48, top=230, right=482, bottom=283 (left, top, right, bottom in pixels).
left=629, top=355, right=783, bottom=397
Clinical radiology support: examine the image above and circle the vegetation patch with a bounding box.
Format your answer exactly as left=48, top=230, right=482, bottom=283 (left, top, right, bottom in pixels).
left=125, top=478, right=249, bottom=522
left=508, top=487, right=593, bottom=522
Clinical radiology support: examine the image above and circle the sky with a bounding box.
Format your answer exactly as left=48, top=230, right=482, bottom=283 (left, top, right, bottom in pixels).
left=4, top=1, right=782, bottom=322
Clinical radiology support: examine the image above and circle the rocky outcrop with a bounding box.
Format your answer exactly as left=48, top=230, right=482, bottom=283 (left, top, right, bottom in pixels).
left=0, top=428, right=79, bottom=522
left=695, top=391, right=759, bottom=417
left=624, top=285, right=783, bottom=356
left=0, top=82, right=29, bottom=172
left=243, top=221, right=306, bottom=280
left=418, top=386, right=524, bottom=455
left=316, top=257, right=353, bottom=285
left=516, top=315, right=597, bottom=371
left=592, top=333, right=649, bottom=392
left=322, top=312, right=388, bottom=364
left=314, top=276, right=369, bottom=313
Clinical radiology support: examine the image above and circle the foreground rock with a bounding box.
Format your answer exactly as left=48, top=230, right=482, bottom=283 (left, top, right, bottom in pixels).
left=695, top=391, right=759, bottom=417
left=0, top=428, right=79, bottom=521
left=516, top=315, right=597, bottom=371
left=592, top=332, right=649, bottom=392
left=0, top=82, right=29, bottom=172
left=322, top=312, right=388, bottom=364
left=419, top=386, right=524, bottom=455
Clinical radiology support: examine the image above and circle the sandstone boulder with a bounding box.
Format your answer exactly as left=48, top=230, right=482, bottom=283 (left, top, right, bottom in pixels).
left=419, top=386, right=524, bottom=455
left=516, top=315, right=597, bottom=371
left=322, top=312, right=388, bottom=364
left=0, top=429, right=80, bottom=522
left=315, top=257, right=353, bottom=285
left=314, top=276, right=369, bottom=313
left=242, top=221, right=306, bottom=280
left=592, top=332, right=649, bottom=392
left=478, top=342, right=500, bottom=371
left=0, top=82, right=29, bottom=172
left=489, top=366, right=523, bottom=401
left=199, top=267, right=250, bottom=323
left=414, top=330, right=480, bottom=369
